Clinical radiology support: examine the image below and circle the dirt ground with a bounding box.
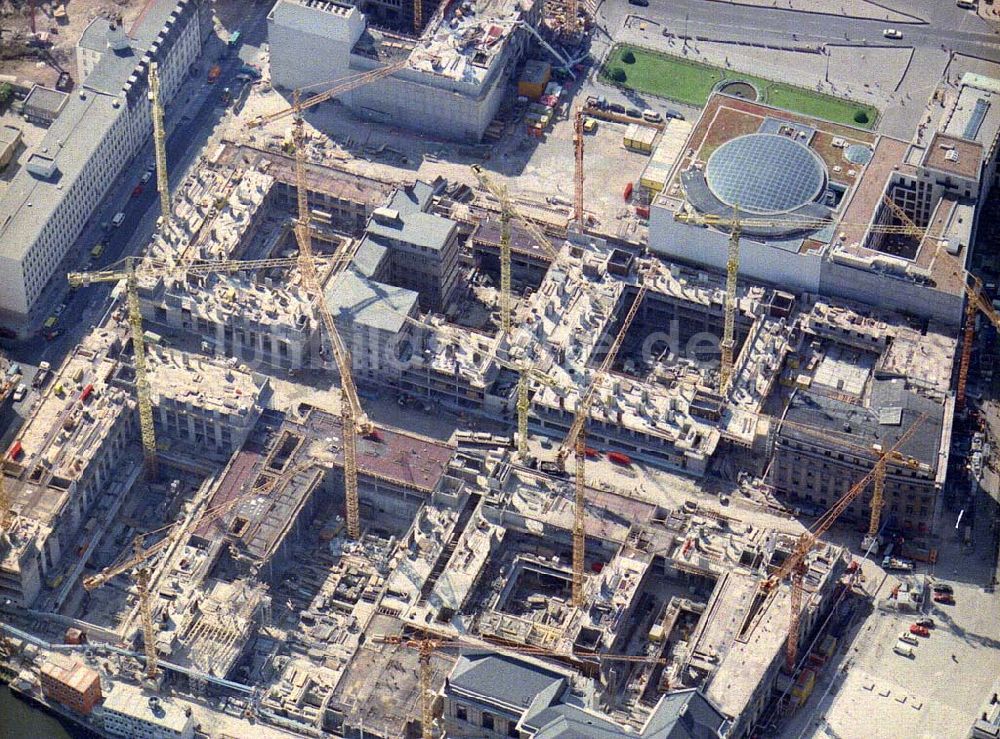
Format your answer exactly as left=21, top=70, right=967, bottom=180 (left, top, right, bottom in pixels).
left=0, top=0, right=149, bottom=87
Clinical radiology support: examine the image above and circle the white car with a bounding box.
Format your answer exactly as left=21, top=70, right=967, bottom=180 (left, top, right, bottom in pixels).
left=141, top=170, right=153, bottom=184
left=12, top=383, right=28, bottom=402
left=883, top=28, right=903, bottom=39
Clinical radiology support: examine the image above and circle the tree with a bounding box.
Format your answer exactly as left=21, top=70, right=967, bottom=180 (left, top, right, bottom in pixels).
left=0, top=83, right=13, bottom=107
left=610, top=67, right=627, bottom=84
left=622, top=49, right=636, bottom=64
left=853, top=110, right=869, bottom=125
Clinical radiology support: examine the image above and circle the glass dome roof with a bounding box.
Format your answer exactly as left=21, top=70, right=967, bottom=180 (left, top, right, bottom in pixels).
left=705, top=133, right=827, bottom=215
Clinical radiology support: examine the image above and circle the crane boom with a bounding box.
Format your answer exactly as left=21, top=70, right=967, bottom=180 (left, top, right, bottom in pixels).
left=574, top=109, right=584, bottom=225
left=767, top=412, right=927, bottom=672
left=247, top=61, right=408, bottom=130
left=148, top=62, right=171, bottom=224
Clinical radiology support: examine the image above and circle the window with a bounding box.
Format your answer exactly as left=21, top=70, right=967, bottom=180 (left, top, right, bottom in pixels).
left=483, top=713, right=495, bottom=731
left=456, top=705, right=468, bottom=722
left=508, top=721, right=519, bottom=737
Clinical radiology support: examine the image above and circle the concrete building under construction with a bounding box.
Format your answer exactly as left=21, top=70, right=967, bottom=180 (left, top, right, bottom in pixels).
left=267, top=0, right=544, bottom=141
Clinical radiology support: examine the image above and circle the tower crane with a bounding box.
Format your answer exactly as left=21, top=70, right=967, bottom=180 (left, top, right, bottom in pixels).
left=771, top=411, right=929, bottom=548
left=83, top=457, right=324, bottom=681
left=574, top=108, right=585, bottom=226
left=374, top=628, right=665, bottom=739
left=471, top=167, right=561, bottom=336
left=761, top=413, right=927, bottom=673
left=555, top=269, right=654, bottom=606
left=245, top=61, right=408, bottom=130
left=149, top=62, right=171, bottom=224
left=673, top=208, right=939, bottom=392
left=247, top=64, right=411, bottom=539
left=879, top=193, right=1000, bottom=410
left=68, top=256, right=321, bottom=479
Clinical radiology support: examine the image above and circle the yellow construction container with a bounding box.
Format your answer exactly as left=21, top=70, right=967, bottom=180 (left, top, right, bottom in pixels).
left=791, top=668, right=816, bottom=701
left=623, top=123, right=657, bottom=154
left=518, top=60, right=551, bottom=101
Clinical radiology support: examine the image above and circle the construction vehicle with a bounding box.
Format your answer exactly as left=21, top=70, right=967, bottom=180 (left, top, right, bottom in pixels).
left=375, top=628, right=665, bottom=739
left=760, top=413, right=926, bottom=673
left=68, top=256, right=320, bottom=479
left=207, top=64, right=221, bottom=83
left=83, top=457, right=327, bottom=682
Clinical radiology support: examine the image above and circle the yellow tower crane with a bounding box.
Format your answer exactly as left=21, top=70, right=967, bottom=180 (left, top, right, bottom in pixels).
left=148, top=62, right=171, bottom=224
left=879, top=192, right=1000, bottom=410
left=555, top=269, right=653, bottom=605
left=761, top=413, right=926, bottom=674
left=770, top=411, right=928, bottom=547
left=574, top=107, right=585, bottom=226
left=471, top=166, right=563, bottom=337
left=83, top=457, right=323, bottom=682
left=68, top=256, right=316, bottom=479
left=375, top=628, right=665, bottom=739
left=673, top=208, right=948, bottom=391
left=247, top=63, right=407, bottom=539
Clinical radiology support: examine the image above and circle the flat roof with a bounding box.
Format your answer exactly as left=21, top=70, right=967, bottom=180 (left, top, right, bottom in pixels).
left=366, top=209, right=456, bottom=252
left=23, top=85, right=68, bottom=115
left=922, top=132, right=983, bottom=180
left=101, top=684, right=192, bottom=732
left=324, top=269, right=419, bottom=335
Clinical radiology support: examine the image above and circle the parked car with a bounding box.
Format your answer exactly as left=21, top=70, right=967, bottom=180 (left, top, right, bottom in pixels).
left=132, top=184, right=144, bottom=197
left=898, top=632, right=918, bottom=646
left=892, top=641, right=914, bottom=658
left=883, top=28, right=903, bottom=39
left=914, top=617, right=935, bottom=629
left=665, top=109, right=685, bottom=120
left=933, top=592, right=955, bottom=605
left=608, top=102, right=626, bottom=115
left=931, top=583, right=953, bottom=595
left=12, top=383, right=28, bottom=402
left=629, top=0, right=649, bottom=6
left=141, top=170, right=153, bottom=184
left=642, top=109, right=663, bottom=123
left=909, top=624, right=930, bottom=638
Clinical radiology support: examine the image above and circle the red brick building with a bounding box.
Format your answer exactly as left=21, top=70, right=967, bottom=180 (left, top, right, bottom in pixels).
left=40, top=654, right=102, bottom=715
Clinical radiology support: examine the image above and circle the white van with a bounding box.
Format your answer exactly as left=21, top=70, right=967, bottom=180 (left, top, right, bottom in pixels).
left=893, top=641, right=914, bottom=657
left=112, top=211, right=126, bottom=228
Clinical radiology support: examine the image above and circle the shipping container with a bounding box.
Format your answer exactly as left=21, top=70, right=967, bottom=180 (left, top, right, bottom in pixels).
left=518, top=60, right=551, bottom=101
left=608, top=451, right=632, bottom=465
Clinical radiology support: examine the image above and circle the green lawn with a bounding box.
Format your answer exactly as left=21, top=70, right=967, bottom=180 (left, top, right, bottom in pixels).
left=601, top=45, right=878, bottom=129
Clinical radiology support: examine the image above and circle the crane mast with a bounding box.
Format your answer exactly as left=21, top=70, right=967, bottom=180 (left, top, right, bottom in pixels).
left=770, top=413, right=927, bottom=672
left=720, top=206, right=740, bottom=391
left=291, top=110, right=368, bottom=540
left=574, top=108, right=584, bottom=226
left=558, top=276, right=651, bottom=605
left=149, top=62, right=171, bottom=224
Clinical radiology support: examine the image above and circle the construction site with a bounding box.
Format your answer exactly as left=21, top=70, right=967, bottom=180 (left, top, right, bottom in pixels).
left=1, top=0, right=999, bottom=737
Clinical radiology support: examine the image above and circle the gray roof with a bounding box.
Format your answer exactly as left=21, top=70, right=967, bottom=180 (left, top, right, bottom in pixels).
left=0, top=0, right=192, bottom=263
left=268, top=0, right=361, bottom=40
left=23, top=86, right=68, bottom=116
left=352, top=237, right=389, bottom=278
left=389, top=181, right=436, bottom=215
left=324, top=270, right=418, bottom=334
left=532, top=704, right=628, bottom=738
left=781, top=378, right=945, bottom=468
left=448, top=652, right=567, bottom=717
left=0, top=91, right=124, bottom=259
left=641, top=689, right=729, bottom=739
left=366, top=209, right=456, bottom=252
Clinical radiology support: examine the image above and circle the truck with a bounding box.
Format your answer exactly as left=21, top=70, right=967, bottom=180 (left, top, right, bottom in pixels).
left=207, top=64, right=221, bottom=83
left=882, top=556, right=914, bottom=571
left=32, top=361, right=51, bottom=388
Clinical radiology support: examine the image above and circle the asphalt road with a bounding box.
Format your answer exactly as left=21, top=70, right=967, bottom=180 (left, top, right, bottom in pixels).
left=0, top=10, right=272, bottom=450
left=600, top=0, right=999, bottom=59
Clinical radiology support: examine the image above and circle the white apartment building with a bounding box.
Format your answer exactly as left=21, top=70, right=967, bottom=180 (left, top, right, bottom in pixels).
left=99, top=686, right=194, bottom=739
left=0, top=0, right=211, bottom=332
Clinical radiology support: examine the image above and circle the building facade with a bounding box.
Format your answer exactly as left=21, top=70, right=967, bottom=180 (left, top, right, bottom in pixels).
left=40, top=655, right=102, bottom=716
left=0, top=0, right=211, bottom=331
